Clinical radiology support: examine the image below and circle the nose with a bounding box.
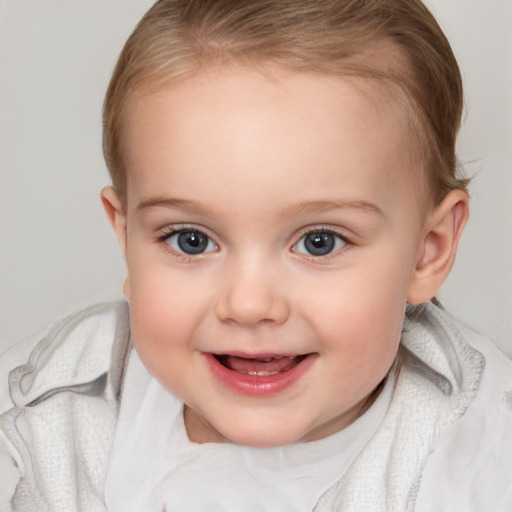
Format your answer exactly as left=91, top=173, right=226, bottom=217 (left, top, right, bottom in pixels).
left=215, top=261, right=290, bottom=327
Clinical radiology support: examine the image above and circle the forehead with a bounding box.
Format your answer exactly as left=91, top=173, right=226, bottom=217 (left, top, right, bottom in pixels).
left=121, top=66, right=421, bottom=216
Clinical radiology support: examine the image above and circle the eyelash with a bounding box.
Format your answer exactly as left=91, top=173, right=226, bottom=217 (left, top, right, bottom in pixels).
left=155, top=225, right=218, bottom=261
left=292, top=227, right=352, bottom=261
left=156, top=226, right=201, bottom=243
left=155, top=225, right=352, bottom=261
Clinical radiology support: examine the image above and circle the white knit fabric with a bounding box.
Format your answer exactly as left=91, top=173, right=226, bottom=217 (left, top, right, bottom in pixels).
left=0, top=302, right=130, bottom=512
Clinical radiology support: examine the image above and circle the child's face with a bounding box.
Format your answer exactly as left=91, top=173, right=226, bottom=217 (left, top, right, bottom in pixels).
left=117, top=67, right=428, bottom=446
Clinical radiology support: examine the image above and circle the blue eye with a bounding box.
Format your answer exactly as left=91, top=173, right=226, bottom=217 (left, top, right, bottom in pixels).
left=166, top=230, right=217, bottom=255
left=293, top=231, right=346, bottom=256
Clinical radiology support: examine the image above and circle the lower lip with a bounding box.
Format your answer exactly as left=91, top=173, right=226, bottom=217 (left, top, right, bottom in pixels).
left=203, top=353, right=317, bottom=397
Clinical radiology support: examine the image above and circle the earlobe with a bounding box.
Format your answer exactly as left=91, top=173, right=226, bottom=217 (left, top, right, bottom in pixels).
left=100, top=186, right=127, bottom=254
left=407, top=189, right=469, bottom=304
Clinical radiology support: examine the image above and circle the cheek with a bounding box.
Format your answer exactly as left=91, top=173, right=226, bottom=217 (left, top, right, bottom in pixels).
left=300, top=259, right=408, bottom=364
left=127, top=279, right=205, bottom=399
left=321, top=298, right=402, bottom=399
left=126, top=259, right=204, bottom=361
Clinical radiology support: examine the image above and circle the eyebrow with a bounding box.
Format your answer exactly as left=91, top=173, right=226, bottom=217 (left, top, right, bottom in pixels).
left=279, top=200, right=384, bottom=218
left=137, top=196, right=215, bottom=216
left=137, top=196, right=384, bottom=218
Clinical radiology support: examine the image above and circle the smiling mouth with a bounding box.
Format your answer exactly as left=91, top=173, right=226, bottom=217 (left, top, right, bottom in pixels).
left=205, top=352, right=317, bottom=396
left=213, top=354, right=309, bottom=376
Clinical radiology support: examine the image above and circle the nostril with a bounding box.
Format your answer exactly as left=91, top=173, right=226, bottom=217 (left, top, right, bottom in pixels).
left=215, top=293, right=291, bottom=327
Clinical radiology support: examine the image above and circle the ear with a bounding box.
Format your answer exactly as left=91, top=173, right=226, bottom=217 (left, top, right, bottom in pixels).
left=407, top=189, right=469, bottom=304
left=101, top=187, right=131, bottom=298
left=101, top=186, right=127, bottom=253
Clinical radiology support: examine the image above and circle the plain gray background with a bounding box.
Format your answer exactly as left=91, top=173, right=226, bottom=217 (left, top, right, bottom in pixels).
left=1, top=0, right=511, bottom=356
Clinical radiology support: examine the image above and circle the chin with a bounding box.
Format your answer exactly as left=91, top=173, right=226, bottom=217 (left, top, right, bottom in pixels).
left=220, top=423, right=306, bottom=448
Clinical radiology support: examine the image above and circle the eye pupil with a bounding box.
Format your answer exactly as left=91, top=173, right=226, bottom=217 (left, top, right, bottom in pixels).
left=177, top=231, right=208, bottom=254
left=304, top=232, right=335, bottom=255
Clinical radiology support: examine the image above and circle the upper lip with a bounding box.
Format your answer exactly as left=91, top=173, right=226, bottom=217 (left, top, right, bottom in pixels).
left=207, top=351, right=310, bottom=359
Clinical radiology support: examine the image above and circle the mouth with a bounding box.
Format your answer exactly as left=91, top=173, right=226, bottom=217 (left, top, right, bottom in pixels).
left=204, top=352, right=316, bottom=396
left=214, top=353, right=309, bottom=376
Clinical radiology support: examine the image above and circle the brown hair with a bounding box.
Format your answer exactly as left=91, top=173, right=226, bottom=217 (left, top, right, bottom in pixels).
left=102, top=0, right=468, bottom=208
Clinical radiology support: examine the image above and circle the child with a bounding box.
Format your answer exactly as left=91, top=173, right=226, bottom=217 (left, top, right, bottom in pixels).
left=1, top=0, right=511, bottom=510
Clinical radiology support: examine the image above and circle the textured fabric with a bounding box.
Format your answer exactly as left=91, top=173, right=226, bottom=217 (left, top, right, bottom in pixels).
left=413, top=319, right=512, bottom=511
left=0, top=301, right=511, bottom=511
left=0, top=302, right=130, bottom=512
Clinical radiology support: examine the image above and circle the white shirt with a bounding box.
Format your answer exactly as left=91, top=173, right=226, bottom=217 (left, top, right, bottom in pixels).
left=105, top=349, right=393, bottom=512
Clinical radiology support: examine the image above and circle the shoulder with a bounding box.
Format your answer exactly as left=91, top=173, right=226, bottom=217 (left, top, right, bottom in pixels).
left=0, top=335, right=41, bottom=414
left=415, top=313, right=512, bottom=512
left=0, top=301, right=131, bottom=511
left=1, top=301, right=130, bottom=412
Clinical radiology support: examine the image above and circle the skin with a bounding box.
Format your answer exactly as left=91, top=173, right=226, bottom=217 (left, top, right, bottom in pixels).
left=102, top=66, right=468, bottom=447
